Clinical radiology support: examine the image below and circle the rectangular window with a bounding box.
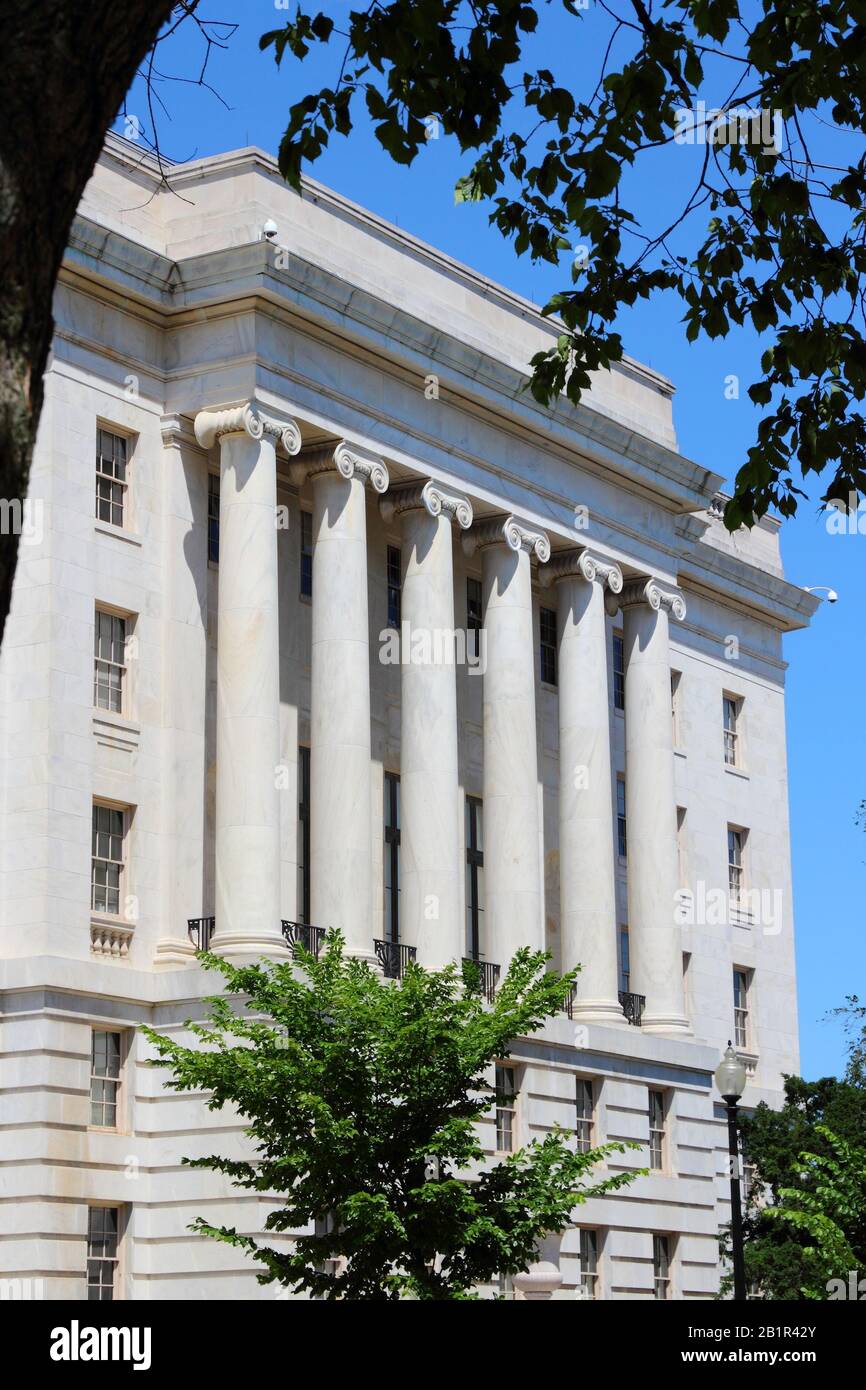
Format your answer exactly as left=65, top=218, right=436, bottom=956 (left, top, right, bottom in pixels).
left=578, top=1228, right=598, bottom=1299
left=540, top=606, right=557, bottom=686
left=387, top=545, right=402, bottom=629
left=723, top=695, right=740, bottom=766
left=207, top=472, right=220, bottom=565
left=734, top=968, right=750, bottom=1049
left=91, top=804, right=124, bottom=917
left=94, top=609, right=127, bottom=714
left=616, top=777, right=627, bottom=859
left=728, top=826, right=745, bottom=899
left=648, top=1090, right=665, bottom=1171
left=297, top=747, right=310, bottom=925
left=671, top=670, right=682, bottom=746
left=300, top=510, right=313, bottom=598
left=467, top=577, right=483, bottom=662
left=384, top=772, right=401, bottom=943
left=465, top=795, right=484, bottom=959
left=90, top=1031, right=121, bottom=1128
left=619, top=926, right=630, bottom=994
left=676, top=806, right=687, bottom=887
left=95, top=428, right=128, bottom=529
left=653, top=1234, right=671, bottom=1300
left=495, top=1063, right=516, bottom=1153
left=613, top=632, right=625, bottom=710
left=575, top=1078, right=594, bottom=1154
left=87, top=1207, right=120, bottom=1301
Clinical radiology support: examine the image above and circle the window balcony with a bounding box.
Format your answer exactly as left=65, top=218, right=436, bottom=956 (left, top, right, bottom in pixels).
left=618, top=990, right=645, bottom=1026
left=462, top=956, right=501, bottom=1003
left=282, top=920, right=326, bottom=958
left=374, top=939, right=417, bottom=979
left=187, top=916, right=215, bottom=951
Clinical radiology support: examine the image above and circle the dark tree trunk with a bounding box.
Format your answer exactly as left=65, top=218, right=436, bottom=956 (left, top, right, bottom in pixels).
left=0, top=0, right=176, bottom=646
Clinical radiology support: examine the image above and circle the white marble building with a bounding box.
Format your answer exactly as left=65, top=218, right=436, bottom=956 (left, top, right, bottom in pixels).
left=0, top=134, right=816, bottom=1301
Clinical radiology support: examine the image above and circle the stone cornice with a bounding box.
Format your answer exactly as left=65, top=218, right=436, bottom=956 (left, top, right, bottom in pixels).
left=462, top=514, right=551, bottom=562
left=292, top=440, right=389, bottom=494
left=610, top=577, right=687, bottom=623
left=379, top=479, right=473, bottom=530
left=540, top=547, right=623, bottom=594
left=194, top=401, right=302, bottom=456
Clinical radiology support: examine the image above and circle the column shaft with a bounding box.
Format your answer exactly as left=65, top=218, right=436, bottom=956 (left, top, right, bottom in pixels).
left=307, top=444, right=387, bottom=960
left=390, top=483, right=470, bottom=968
left=194, top=403, right=300, bottom=957
left=554, top=553, right=623, bottom=1021
left=622, top=581, right=689, bottom=1034
left=476, top=518, right=548, bottom=967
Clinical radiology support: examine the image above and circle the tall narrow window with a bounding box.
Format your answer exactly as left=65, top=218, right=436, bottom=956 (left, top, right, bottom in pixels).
left=578, top=1229, right=599, bottom=1299
left=653, top=1234, right=671, bottom=1299
left=91, top=805, right=124, bottom=917
left=540, top=606, right=557, bottom=686
left=207, top=472, right=220, bottom=565
left=297, top=747, right=310, bottom=924
left=613, top=632, right=625, bottom=710
left=95, top=428, right=128, bottom=529
left=648, top=1090, right=665, bottom=1171
left=465, top=796, right=484, bottom=959
left=495, top=1063, right=516, bottom=1153
left=87, top=1207, right=120, bottom=1301
left=619, top=926, right=630, bottom=994
left=90, top=1031, right=121, bottom=1128
left=575, top=1078, right=594, bottom=1154
left=728, top=826, right=745, bottom=898
left=676, top=806, right=687, bottom=887
left=387, top=545, right=402, bottom=629
left=734, top=968, right=750, bottom=1049
left=723, top=695, right=740, bottom=766
left=616, top=777, right=627, bottom=858
left=300, top=510, right=313, bottom=598
left=671, top=670, right=682, bottom=746
left=384, top=772, right=401, bottom=943
left=467, top=577, right=483, bottom=661
left=94, top=609, right=127, bottom=713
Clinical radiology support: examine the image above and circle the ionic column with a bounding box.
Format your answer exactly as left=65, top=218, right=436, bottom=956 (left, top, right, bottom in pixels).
left=463, top=515, right=549, bottom=968
left=194, top=402, right=301, bottom=957
left=613, top=577, right=690, bottom=1035
left=292, top=441, right=389, bottom=963
left=380, top=479, right=473, bottom=969
left=541, top=548, right=624, bottom=1022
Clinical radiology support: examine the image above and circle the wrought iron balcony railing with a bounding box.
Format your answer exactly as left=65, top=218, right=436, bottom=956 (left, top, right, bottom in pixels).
left=619, top=990, right=645, bottom=1026
left=188, top=917, right=215, bottom=951
left=462, top=956, right=501, bottom=1004
left=374, top=939, right=417, bottom=979
left=282, top=920, right=327, bottom=958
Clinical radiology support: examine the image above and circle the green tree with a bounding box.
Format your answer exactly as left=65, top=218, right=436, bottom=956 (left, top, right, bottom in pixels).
left=763, top=1125, right=866, bottom=1298
left=143, top=936, right=642, bottom=1300
left=262, top=0, right=866, bottom=531
left=721, top=998, right=866, bottom=1299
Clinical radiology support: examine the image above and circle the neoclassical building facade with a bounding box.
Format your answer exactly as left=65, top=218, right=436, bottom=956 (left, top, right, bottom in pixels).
left=0, top=134, right=815, bottom=1300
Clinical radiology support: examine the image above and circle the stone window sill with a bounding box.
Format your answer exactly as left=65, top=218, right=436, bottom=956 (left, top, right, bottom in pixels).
left=93, top=709, right=140, bottom=753
left=95, top=520, right=142, bottom=547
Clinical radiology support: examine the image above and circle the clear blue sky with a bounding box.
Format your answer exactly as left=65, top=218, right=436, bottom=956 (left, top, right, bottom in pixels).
left=118, top=5, right=864, bottom=1081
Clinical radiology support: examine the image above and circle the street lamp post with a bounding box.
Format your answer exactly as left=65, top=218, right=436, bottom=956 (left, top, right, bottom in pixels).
left=715, top=1042, right=748, bottom=1302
